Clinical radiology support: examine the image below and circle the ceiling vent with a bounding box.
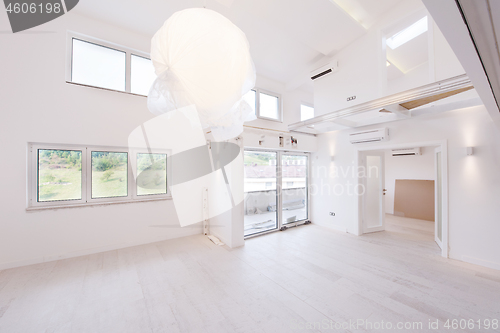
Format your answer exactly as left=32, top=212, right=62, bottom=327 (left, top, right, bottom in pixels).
left=392, top=147, right=421, bottom=156
left=349, top=128, right=389, bottom=144
left=310, top=61, right=338, bottom=81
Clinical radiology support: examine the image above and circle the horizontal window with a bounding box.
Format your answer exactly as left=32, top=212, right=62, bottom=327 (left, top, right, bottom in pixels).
left=71, top=39, right=126, bottom=91
left=28, top=144, right=170, bottom=209
left=242, top=88, right=282, bottom=122
left=67, top=33, right=156, bottom=97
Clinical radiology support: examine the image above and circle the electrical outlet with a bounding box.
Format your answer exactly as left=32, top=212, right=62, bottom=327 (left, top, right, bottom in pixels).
left=347, top=96, right=356, bottom=102
left=329, top=212, right=335, bottom=216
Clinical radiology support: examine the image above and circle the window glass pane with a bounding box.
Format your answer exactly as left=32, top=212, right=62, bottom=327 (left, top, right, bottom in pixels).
left=282, top=155, right=308, bottom=224
left=131, top=55, right=157, bottom=96
left=242, top=89, right=256, bottom=116
left=300, top=104, right=314, bottom=121
left=244, top=151, right=278, bottom=236
left=91, top=152, right=128, bottom=198
left=136, top=153, right=167, bottom=196
left=38, top=149, right=82, bottom=202
left=72, top=39, right=126, bottom=91
left=259, top=92, right=279, bottom=119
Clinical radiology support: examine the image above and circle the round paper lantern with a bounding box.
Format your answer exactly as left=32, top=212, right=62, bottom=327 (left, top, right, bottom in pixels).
left=148, top=8, right=256, bottom=140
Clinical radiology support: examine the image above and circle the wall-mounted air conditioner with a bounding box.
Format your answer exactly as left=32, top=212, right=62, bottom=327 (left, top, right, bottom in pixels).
left=310, top=60, right=338, bottom=81
left=392, top=147, right=421, bottom=156
left=349, top=128, right=389, bottom=144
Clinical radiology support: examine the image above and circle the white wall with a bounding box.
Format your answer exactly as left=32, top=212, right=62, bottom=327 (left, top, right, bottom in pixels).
left=0, top=13, right=204, bottom=270
left=384, top=148, right=435, bottom=214
left=310, top=105, right=500, bottom=270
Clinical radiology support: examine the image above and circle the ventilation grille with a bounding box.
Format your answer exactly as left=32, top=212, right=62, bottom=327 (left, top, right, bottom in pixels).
left=311, top=68, right=333, bottom=80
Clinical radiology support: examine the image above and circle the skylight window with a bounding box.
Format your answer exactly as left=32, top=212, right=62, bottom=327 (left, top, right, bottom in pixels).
left=386, top=16, right=428, bottom=49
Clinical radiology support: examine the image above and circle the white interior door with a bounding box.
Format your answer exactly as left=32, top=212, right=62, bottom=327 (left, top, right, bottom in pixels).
left=362, top=151, right=386, bottom=233
left=434, top=147, right=443, bottom=250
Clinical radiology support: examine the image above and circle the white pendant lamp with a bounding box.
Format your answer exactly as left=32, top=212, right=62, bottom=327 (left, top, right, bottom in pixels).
left=148, top=8, right=256, bottom=141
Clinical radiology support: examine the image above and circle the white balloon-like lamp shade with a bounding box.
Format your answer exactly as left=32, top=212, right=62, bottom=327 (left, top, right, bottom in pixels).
left=148, top=8, right=256, bottom=140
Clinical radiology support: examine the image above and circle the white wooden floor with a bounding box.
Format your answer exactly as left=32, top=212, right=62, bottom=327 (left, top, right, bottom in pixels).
left=0, top=215, right=499, bottom=333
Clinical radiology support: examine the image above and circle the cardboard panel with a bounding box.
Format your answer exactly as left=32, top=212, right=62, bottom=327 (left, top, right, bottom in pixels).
left=394, top=179, right=435, bottom=221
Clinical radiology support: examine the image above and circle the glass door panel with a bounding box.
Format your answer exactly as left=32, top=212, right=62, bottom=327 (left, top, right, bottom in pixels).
left=244, top=151, right=278, bottom=236
left=364, top=154, right=385, bottom=232
left=435, top=150, right=443, bottom=246
left=281, top=154, right=308, bottom=225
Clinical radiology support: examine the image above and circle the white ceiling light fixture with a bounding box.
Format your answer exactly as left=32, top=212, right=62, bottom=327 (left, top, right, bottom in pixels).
left=386, top=16, right=428, bottom=49
left=148, top=8, right=256, bottom=141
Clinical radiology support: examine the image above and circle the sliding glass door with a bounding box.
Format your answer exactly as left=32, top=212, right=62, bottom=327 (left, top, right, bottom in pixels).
left=244, top=150, right=309, bottom=237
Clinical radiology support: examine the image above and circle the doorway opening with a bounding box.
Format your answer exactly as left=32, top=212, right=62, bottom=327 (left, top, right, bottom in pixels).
left=243, top=149, right=310, bottom=238
left=357, top=141, right=448, bottom=257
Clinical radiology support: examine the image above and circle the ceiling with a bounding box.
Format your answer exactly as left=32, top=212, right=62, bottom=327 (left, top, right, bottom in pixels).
left=73, top=0, right=404, bottom=90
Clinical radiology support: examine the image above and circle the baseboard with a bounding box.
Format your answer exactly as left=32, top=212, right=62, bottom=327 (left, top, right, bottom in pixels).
left=0, top=228, right=202, bottom=271
left=313, top=222, right=348, bottom=233
left=461, top=255, right=500, bottom=271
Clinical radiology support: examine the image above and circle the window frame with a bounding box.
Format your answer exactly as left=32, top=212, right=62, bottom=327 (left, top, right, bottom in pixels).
left=252, top=88, right=282, bottom=123
left=28, top=143, right=171, bottom=210
left=243, top=149, right=310, bottom=239
left=130, top=148, right=171, bottom=200
left=66, top=31, right=154, bottom=97
left=87, top=147, right=132, bottom=203
left=29, top=143, right=88, bottom=208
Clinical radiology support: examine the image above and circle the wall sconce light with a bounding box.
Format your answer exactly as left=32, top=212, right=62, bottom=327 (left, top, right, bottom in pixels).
left=331, top=155, right=335, bottom=161
left=466, top=147, right=474, bottom=156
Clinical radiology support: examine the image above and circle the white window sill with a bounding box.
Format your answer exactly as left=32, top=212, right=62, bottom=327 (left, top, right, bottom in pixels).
left=66, top=81, right=147, bottom=98
left=26, top=196, right=172, bottom=212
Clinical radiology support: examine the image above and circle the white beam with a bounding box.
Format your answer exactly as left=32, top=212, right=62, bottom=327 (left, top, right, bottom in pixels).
left=384, top=104, right=411, bottom=118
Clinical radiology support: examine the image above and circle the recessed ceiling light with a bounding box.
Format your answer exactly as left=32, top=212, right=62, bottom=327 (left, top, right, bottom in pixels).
left=386, top=16, right=428, bottom=49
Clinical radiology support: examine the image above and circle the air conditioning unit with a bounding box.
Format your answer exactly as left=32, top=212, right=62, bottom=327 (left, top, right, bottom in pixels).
left=392, top=147, right=421, bottom=156
left=349, top=128, right=389, bottom=144
left=310, top=60, right=338, bottom=80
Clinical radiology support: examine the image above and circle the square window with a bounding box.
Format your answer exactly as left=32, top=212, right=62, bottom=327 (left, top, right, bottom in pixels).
left=37, top=149, right=82, bottom=202
left=131, top=55, right=157, bottom=96
left=259, top=92, right=280, bottom=120
left=301, top=104, right=314, bottom=121
left=91, top=152, right=128, bottom=199
left=71, top=39, right=126, bottom=91
left=136, top=153, right=167, bottom=196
